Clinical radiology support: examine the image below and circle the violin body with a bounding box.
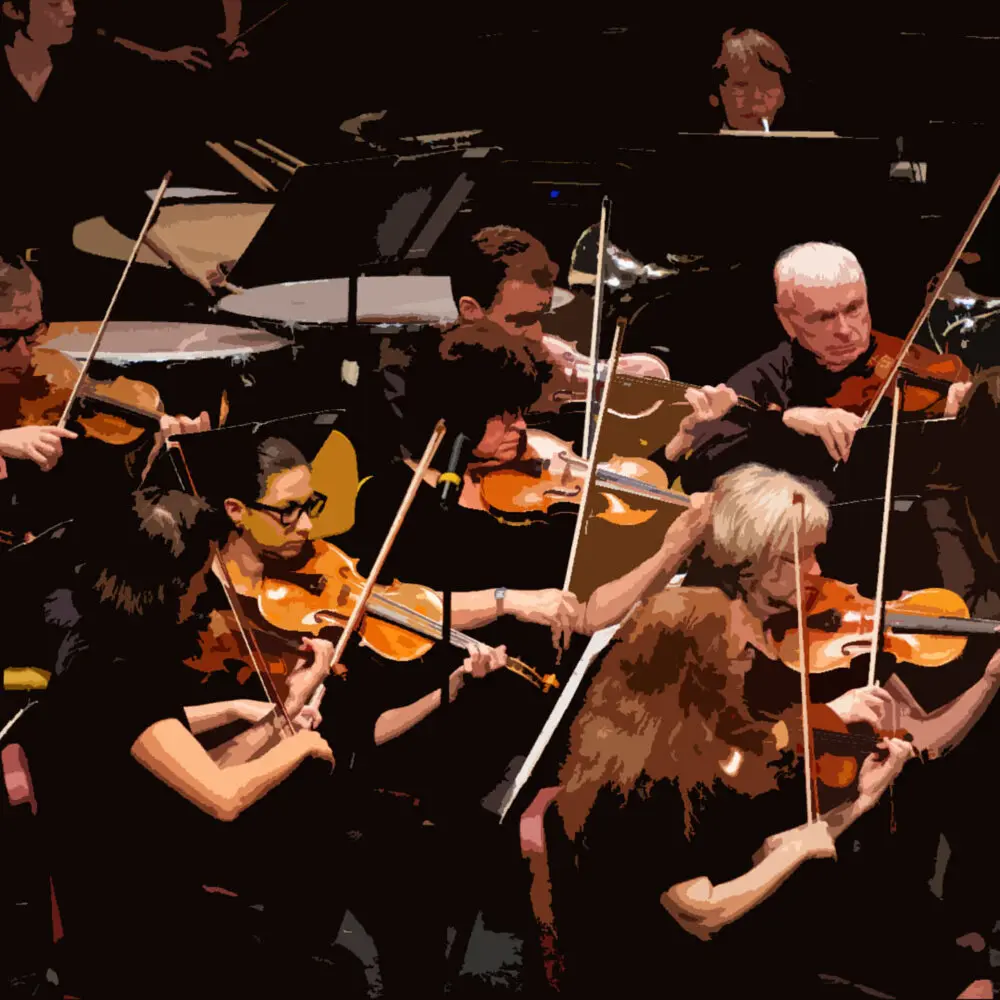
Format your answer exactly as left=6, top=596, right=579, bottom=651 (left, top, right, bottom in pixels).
left=256, top=540, right=442, bottom=663
left=185, top=608, right=303, bottom=687
left=773, top=576, right=977, bottom=674
left=825, top=330, right=970, bottom=417
left=477, top=429, right=675, bottom=526
left=771, top=702, right=910, bottom=789
left=18, top=347, right=164, bottom=445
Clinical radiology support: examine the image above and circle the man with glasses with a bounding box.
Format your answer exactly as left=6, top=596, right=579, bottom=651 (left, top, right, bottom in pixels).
left=670, top=242, right=972, bottom=492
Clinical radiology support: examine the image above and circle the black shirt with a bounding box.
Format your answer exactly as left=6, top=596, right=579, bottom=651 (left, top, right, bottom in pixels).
left=333, top=457, right=576, bottom=815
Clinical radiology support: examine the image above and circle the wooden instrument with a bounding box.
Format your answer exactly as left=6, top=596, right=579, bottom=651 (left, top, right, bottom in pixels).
left=253, top=540, right=559, bottom=693
left=770, top=577, right=998, bottom=675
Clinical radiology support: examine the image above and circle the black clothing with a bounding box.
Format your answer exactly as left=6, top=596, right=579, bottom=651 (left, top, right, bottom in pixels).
left=335, top=456, right=575, bottom=815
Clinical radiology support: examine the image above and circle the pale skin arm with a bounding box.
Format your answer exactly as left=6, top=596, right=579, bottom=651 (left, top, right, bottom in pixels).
left=446, top=590, right=581, bottom=652
left=882, top=651, right=1000, bottom=759
left=663, top=385, right=739, bottom=462
left=131, top=719, right=333, bottom=822
left=579, top=493, right=714, bottom=634
left=185, top=699, right=272, bottom=735
left=663, top=740, right=913, bottom=939
left=373, top=646, right=506, bottom=745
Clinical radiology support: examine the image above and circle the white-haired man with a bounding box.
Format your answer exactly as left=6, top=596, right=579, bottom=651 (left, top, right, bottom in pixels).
left=669, top=242, right=972, bottom=490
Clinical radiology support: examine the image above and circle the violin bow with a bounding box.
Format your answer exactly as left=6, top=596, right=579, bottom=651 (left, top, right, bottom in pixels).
left=562, top=317, right=629, bottom=596
left=866, top=382, right=903, bottom=688
left=859, top=169, right=1000, bottom=429
left=168, top=439, right=297, bottom=737
left=582, top=197, right=611, bottom=459
left=57, top=172, right=172, bottom=432
left=305, top=420, right=448, bottom=710
left=791, top=493, right=819, bottom=824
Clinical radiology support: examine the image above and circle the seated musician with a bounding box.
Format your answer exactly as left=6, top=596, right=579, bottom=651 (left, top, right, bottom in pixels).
left=447, top=224, right=666, bottom=414
left=528, top=463, right=995, bottom=996
left=710, top=27, right=791, bottom=132
left=672, top=242, right=972, bottom=492
left=0, top=255, right=208, bottom=498
left=28, top=487, right=338, bottom=999
left=193, top=431, right=508, bottom=997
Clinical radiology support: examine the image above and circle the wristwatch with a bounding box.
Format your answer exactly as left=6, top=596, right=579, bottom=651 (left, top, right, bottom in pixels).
left=495, top=586, right=507, bottom=615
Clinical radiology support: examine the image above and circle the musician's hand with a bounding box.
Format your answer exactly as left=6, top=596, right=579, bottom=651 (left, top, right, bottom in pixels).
left=0, top=426, right=78, bottom=471
left=506, top=590, right=582, bottom=650
left=449, top=645, right=507, bottom=702
left=944, top=381, right=973, bottom=418
left=664, top=385, right=738, bottom=461
left=665, top=491, right=714, bottom=550
left=160, top=412, right=211, bottom=438
left=856, top=738, right=916, bottom=812
left=295, top=730, right=334, bottom=765
left=285, top=638, right=335, bottom=715
left=827, top=685, right=896, bottom=728
left=293, top=705, right=323, bottom=731
left=782, top=407, right=862, bottom=462
left=984, top=637, right=1000, bottom=681
left=159, top=45, right=212, bottom=71
left=228, top=41, right=250, bottom=60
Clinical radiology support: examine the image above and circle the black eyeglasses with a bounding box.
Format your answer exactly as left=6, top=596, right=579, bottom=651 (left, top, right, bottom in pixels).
left=247, top=491, right=327, bottom=526
left=0, top=321, right=47, bottom=351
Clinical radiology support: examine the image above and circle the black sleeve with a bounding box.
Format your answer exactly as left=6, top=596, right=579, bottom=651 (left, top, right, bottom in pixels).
left=111, top=658, right=192, bottom=748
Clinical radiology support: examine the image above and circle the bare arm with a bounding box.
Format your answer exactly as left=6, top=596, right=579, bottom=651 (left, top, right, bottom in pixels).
left=883, top=665, right=1000, bottom=759
left=663, top=741, right=913, bottom=939
left=131, top=719, right=332, bottom=822
left=184, top=699, right=271, bottom=735
left=374, top=646, right=507, bottom=745
left=221, top=0, right=243, bottom=41
left=581, top=493, right=713, bottom=634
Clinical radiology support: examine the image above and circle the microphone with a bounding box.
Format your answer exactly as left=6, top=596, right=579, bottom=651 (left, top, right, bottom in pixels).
left=439, top=431, right=474, bottom=509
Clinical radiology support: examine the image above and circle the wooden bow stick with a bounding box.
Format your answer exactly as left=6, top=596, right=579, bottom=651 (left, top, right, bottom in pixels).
left=306, top=420, right=448, bottom=711
left=57, top=172, right=172, bottom=431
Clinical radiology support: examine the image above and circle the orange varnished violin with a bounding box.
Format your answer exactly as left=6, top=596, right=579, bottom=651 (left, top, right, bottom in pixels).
left=17, top=346, right=165, bottom=445
left=770, top=701, right=911, bottom=790
left=247, top=539, right=559, bottom=693
left=475, top=429, right=688, bottom=526
left=770, top=576, right=998, bottom=675
left=825, top=329, right=970, bottom=418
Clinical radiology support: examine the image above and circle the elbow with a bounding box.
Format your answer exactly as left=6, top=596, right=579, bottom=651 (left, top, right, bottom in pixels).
left=661, top=883, right=727, bottom=941
left=208, top=796, right=241, bottom=822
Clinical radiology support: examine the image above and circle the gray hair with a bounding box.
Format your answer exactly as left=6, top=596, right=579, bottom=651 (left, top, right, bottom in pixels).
left=774, top=242, right=865, bottom=309
left=707, top=463, right=829, bottom=567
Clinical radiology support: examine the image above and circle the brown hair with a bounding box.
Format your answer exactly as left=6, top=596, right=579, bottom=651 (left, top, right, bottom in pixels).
left=558, top=587, right=782, bottom=841
left=0, top=256, right=38, bottom=314
left=450, top=226, right=558, bottom=310
left=714, top=28, right=791, bottom=80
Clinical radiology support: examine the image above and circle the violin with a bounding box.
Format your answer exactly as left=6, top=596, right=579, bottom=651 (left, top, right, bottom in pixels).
left=476, top=429, right=688, bottom=526
left=770, top=576, right=999, bottom=675
left=770, top=702, right=911, bottom=790
left=17, top=346, right=164, bottom=445
left=248, top=539, right=559, bottom=693
left=826, top=329, right=970, bottom=417
left=185, top=607, right=309, bottom=689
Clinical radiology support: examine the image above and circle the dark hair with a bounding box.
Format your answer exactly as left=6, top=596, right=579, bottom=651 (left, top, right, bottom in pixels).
left=87, top=488, right=228, bottom=624
left=448, top=225, right=558, bottom=311
left=220, top=435, right=308, bottom=506
left=397, top=321, right=552, bottom=458
left=1, top=0, right=29, bottom=43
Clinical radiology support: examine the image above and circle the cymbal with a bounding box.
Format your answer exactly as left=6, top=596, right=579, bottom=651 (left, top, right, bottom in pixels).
left=40, top=321, right=290, bottom=363
left=216, top=275, right=574, bottom=327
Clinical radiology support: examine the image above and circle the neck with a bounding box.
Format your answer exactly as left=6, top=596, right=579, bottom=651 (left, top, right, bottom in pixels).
left=6, top=30, right=54, bottom=100
left=220, top=533, right=264, bottom=595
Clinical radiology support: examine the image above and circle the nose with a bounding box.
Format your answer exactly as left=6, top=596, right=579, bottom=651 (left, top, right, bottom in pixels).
left=805, top=557, right=822, bottom=577
left=297, top=511, right=313, bottom=535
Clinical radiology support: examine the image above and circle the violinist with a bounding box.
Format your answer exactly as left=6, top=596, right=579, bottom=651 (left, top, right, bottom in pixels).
left=676, top=242, right=972, bottom=494
left=527, top=468, right=917, bottom=996
left=201, top=431, right=511, bottom=996
left=28, top=487, right=336, bottom=999
left=447, top=224, right=668, bottom=414
left=0, top=254, right=209, bottom=533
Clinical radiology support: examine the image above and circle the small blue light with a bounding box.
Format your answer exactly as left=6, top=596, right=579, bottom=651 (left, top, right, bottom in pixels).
left=549, top=189, right=560, bottom=199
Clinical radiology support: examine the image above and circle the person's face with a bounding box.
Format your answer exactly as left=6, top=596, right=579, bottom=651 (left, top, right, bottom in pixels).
left=718, top=61, right=785, bottom=130
left=226, top=464, right=316, bottom=560
left=25, top=0, right=75, bottom=46
left=473, top=412, right=527, bottom=463
left=750, top=532, right=825, bottom=616
left=0, top=277, right=45, bottom=383
left=775, top=280, right=872, bottom=372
